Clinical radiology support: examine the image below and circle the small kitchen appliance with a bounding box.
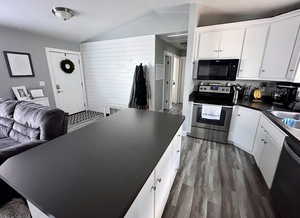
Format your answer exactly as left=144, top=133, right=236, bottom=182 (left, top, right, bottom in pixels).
left=272, top=84, right=297, bottom=106
left=193, top=59, right=239, bottom=81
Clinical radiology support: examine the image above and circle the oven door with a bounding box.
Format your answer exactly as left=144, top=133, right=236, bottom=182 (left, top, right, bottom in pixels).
left=192, top=103, right=232, bottom=131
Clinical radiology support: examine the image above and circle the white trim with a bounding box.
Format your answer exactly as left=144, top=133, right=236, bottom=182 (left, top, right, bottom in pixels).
left=45, top=47, right=87, bottom=110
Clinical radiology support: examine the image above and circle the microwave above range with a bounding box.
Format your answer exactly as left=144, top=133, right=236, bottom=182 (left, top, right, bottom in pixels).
left=193, top=59, right=239, bottom=81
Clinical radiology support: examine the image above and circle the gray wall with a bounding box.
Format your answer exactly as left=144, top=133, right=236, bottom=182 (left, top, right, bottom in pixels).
left=86, top=5, right=189, bottom=42
left=0, top=26, right=79, bottom=106
left=155, top=37, right=185, bottom=111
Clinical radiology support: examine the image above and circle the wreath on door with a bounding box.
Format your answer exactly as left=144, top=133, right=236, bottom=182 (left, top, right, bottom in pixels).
left=60, top=59, right=75, bottom=74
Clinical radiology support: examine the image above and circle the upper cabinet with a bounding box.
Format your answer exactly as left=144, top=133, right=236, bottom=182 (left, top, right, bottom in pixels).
left=197, top=31, right=221, bottom=59
left=197, top=29, right=244, bottom=59
left=195, top=10, right=300, bottom=82
left=237, top=24, right=269, bottom=79
left=219, top=29, right=245, bottom=58
left=260, top=16, right=300, bottom=81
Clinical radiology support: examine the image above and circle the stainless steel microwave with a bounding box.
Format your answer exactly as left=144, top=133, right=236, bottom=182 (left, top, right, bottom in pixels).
left=193, top=59, right=239, bottom=81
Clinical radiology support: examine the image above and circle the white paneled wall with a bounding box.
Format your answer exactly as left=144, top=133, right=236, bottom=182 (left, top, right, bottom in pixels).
left=81, top=35, right=156, bottom=112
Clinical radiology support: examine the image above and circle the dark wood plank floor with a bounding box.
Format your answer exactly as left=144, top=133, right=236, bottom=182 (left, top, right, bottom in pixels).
left=163, top=137, right=276, bottom=218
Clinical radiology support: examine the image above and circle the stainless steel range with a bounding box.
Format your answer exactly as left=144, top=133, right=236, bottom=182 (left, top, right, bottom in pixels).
left=189, top=84, right=236, bottom=143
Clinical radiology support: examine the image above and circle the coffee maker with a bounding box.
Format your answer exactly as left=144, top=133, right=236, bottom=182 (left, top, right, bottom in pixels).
left=272, top=85, right=297, bottom=107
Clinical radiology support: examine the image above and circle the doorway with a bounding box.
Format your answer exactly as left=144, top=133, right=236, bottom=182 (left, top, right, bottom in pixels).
left=162, top=53, right=185, bottom=113
left=46, top=48, right=86, bottom=115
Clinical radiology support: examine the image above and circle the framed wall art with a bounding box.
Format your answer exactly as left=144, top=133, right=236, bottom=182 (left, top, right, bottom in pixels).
left=3, top=51, right=35, bottom=77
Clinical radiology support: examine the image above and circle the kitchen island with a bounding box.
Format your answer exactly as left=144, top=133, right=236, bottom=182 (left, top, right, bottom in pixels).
left=0, top=109, right=184, bottom=218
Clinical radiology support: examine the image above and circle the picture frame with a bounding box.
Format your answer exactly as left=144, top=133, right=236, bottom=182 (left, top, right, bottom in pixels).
left=12, top=86, right=30, bottom=101
left=29, top=89, right=44, bottom=98
left=3, top=51, right=35, bottom=77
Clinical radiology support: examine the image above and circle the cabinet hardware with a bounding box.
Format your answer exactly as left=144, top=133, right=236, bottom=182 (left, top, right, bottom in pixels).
left=261, top=69, right=265, bottom=72
left=151, top=186, right=156, bottom=191
left=157, top=178, right=162, bottom=183
left=290, top=69, right=295, bottom=72
left=177, top=150, right=180, bottom=153
left=237, top=114, right=241, bottom=117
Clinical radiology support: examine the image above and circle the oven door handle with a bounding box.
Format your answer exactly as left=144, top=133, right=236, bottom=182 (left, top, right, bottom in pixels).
left=284, top=141, right=300, bottom=164
left=192, top=103, right=233, bottom=108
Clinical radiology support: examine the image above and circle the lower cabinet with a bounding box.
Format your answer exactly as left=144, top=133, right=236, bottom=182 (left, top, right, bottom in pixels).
left=228, top=106, right=261, bottom=153
left=253, top=116, right=286, bottom=188
left=125, top=126, right=182, bottom=218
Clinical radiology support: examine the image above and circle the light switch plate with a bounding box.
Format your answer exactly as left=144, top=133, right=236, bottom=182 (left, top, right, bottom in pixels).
left=39, top=81, right=45, bottom=87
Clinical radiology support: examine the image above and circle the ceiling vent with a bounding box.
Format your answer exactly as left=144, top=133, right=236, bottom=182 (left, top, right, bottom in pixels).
left=52, top=7, right=74, bottom=21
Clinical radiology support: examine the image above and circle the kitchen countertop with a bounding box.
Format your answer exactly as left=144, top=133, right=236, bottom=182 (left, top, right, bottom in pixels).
left=0, top=109, right=184, bottom=218
left=237, top=100, right=300, bottom=143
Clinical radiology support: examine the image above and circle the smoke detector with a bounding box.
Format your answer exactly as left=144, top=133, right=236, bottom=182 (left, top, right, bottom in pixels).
left=52, top=7, right=74, bottom=21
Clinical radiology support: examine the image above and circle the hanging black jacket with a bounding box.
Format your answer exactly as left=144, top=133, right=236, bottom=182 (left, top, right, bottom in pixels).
left=129, top=64, right=148, bottom=109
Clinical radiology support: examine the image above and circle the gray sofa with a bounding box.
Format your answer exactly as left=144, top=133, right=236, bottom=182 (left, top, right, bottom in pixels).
left=0, top=98, right=68, bottom=165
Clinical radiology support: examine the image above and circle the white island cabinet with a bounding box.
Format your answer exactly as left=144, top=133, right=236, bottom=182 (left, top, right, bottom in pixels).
left=28, top=126, right=182, bottom=218
left=125, top=126, right=182, bottom=218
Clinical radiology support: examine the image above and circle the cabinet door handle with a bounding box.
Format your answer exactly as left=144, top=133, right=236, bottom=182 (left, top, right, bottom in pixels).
left=157, top=178, right=162, bottom=183
left=177, top=150, right=180, bottom=153
left=261, top=69, right=265, bottom=72
left=151, top=186, right=156, bottom=191
left=237, top=114, right=241, bottom=117
left=290, top=69, right=295, bottom=72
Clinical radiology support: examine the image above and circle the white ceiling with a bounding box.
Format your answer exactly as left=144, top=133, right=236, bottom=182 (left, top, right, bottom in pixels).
left=0, top=0, right=299, bottom=43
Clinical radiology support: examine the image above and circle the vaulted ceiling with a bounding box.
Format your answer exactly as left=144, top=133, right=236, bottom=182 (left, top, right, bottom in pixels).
left=0, top=0, right=299, bottom=43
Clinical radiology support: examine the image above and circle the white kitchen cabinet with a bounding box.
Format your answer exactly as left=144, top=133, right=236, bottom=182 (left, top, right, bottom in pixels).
left=219, top=29, right=245, bottom=58
left=124, top=171, right=155, bottom=218
left=288, top=26, right=300, bottom=82
left=260, top=16, right=300, bottom=80
left=125, top=125, right=182, bottom=218
left=197, top=29, right=244, bottom=59
left=228, top=106, right=261, bottom=153
left=253, top=115, right=286, bottom=188
left=197, top=31, right=221, bottom=59
left=238, top=24, right=269, bottom=79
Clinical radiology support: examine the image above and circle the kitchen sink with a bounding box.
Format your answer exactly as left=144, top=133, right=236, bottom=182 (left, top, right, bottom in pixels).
left=270, top=111, right=300, bottom=129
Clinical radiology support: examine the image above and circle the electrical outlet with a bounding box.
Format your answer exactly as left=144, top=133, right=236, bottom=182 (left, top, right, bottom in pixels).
left=39, top=81, right=45, bottom=87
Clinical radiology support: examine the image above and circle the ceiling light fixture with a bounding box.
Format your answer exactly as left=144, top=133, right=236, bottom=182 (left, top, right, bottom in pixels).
left=52, top=7, right=74, bottom=21
left=167, top=33, right=188, bottom=38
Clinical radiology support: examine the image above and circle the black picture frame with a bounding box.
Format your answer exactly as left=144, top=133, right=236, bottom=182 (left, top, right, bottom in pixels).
left=3, top=51, right=35, bottom=77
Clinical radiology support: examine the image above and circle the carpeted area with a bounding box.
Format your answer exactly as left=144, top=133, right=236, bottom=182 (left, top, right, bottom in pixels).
left=68, top=110, right=104, bottom=132
left=0, top=199, right=31, bottom=218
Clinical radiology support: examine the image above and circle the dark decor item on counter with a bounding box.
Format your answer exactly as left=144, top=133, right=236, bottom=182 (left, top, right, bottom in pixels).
left=60, top=59, right=75, bottom=74
left=3, top=51, right=35, bottom=77
left=129, top=64, right=149, bottom=110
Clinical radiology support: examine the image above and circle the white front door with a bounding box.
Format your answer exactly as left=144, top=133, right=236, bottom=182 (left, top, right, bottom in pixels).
left=48, top=51, right=85, bottom=114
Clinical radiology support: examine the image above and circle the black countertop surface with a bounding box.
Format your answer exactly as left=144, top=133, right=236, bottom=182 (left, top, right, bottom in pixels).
left=237, top=101, right=300, bottom=143
left=0, top=109, right=184, bottom=218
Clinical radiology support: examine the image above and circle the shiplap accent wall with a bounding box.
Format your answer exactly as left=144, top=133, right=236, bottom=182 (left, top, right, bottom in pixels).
left=81, top=35, right=156, bottom=112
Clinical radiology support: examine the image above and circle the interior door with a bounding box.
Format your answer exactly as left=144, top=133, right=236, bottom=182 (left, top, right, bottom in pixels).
left=163, top=56, right=172, bottom=109
left=171, top=56, right=179, bottom=104
left=260, top=17, right=300, bottom=80
left=49, top=52, right=85, bottom=114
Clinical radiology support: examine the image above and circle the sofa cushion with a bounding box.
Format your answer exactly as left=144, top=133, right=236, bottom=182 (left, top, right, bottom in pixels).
left=0, top=117, right=14, bottom=139
left=10, top=101, right=66, bottom=142
left=0, top=99, right=18, bottom=119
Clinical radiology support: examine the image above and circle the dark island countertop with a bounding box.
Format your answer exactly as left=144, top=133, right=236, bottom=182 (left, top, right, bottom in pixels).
left=0, top=109, right=184, bottom=218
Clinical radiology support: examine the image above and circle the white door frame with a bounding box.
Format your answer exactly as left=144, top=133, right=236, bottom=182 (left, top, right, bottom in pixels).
left=162, top=51, right=179, bottom=110
left=45, top=47, right=87, bottom=110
